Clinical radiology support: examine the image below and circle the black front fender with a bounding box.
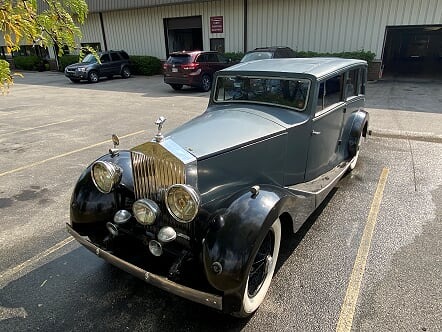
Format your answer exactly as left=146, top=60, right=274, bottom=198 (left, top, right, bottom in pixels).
left=202, top=185, right=296, bottom=310
left=70, top=151, right=135, bottom=234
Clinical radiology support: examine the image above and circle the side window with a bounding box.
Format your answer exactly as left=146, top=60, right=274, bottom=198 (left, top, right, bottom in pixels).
left=110, top=52, right=121, bottom=61
left=345, top=69, right=359, bottom=98
left=120, top=51, right=129, bottom=60
left=100, top=54, right=110, bottom=63
left=316, top=75, right=343, bottom=113
left=196, top=54, right=207, bottom=63
left=207, top=53, right=219, bottom=62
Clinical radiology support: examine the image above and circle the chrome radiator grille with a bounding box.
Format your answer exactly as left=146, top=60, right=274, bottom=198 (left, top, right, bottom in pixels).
left=131, top=149, right=191, bottom=235
left=131, top=152, right=185, bottom=201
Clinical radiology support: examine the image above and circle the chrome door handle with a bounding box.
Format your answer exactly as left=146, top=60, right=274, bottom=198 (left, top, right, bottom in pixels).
left=311, top=130, right=321, bottom=135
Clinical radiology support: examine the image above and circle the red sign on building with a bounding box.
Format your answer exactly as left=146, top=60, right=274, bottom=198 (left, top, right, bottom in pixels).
left=210, top=16, right=223, bottom=33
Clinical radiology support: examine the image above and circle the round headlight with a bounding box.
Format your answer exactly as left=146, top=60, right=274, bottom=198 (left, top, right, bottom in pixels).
left=91, top=161, right=122, bottom=193
left=165, top=184, right=200, bottom=223
left=133, top=199, right=160, bottom=225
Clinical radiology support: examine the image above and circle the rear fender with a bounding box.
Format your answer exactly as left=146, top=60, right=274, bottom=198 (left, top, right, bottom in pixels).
left=344, top=110, right=369, bottom=157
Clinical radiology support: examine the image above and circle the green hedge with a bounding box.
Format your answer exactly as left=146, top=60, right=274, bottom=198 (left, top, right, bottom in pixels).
left=59, top=55, right=79, bottom=71
left=296, top=49, right=376, bottom=62
left=130, top=56, right=162, bottom=76
left=13, top=56, right=41, bottom=71
left=223, top=52, right=245, bottom=62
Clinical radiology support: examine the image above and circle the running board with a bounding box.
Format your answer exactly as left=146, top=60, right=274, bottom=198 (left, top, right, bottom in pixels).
left=288, top=159, right=352, bottom=208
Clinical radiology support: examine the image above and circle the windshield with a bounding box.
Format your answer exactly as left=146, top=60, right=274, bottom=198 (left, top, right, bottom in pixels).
left=214, top=75, right=310, bottom=111
left=81, top=53, right=98, bottom=63
left=240, top=52, right=273, bottom=63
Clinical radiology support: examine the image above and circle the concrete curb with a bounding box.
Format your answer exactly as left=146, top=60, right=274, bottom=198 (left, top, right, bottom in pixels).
left=370, top=129, right=442, bottom=143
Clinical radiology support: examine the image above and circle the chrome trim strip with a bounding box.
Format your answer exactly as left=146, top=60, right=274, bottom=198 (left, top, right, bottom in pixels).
left=66, top=224, right=222, bottom=310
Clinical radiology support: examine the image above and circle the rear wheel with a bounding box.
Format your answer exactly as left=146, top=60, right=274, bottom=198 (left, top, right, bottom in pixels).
left=200, top=74, right=212, bottom=92
left=170, top=84, right=183, bottom=91
left=88, top=71, right=99, bottom=83
left=233, top=218, right=281, bottom=317
left=121, top=66, right=131, bottom=78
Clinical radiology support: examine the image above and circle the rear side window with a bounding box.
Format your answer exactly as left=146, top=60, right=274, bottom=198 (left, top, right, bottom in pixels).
left=206, top=53, right=219, bottom=62
left=110, top=52, right=121, bottom=61
left=196, top=54, right=207, bottom=63
left=119, top=51, right=129, bottom=60
left=317, top=75, right=343, bottom=112
left=167, top=55, right=192, bottom=65
left=345, top=69, right=359, bottom=98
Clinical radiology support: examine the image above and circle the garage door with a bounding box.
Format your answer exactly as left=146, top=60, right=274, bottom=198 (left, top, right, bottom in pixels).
left=382, top=25, right=442, bottom=78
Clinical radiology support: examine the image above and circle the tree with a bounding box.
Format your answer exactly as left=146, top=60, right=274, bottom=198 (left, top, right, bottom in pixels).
left=0, top=0, right=88, bottom=93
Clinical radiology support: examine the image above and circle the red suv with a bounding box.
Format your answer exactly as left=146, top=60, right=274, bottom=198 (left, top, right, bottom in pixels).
left=163, top=51, right=231, bottom=91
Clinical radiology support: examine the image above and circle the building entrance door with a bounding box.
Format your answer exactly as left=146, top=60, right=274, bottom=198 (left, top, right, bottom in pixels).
left=164, top=16, right=203, bottom=56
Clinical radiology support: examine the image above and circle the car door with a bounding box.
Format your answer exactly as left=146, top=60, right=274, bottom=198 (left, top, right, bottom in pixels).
left=109, top=51, right=123, bottom=75
left=305, top=73, right=346, bottom=181
left=99, top=53, right=112, bottom=76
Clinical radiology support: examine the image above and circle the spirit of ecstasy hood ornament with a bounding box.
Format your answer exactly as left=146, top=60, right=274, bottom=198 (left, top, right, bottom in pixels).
left=154, top=116, right=167, bottom=142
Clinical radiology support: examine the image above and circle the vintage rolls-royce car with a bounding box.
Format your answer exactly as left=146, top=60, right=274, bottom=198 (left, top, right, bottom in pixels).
left=67, top=58, right=369, bottom=317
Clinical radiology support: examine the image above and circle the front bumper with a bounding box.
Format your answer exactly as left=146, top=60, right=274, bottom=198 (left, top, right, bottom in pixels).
left=65, top=71, right=88, bottom=79
left=66, top=223, right=222, bottom=310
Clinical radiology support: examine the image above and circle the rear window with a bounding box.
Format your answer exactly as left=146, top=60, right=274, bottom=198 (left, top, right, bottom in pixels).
left=167, top=55, right=192, bottom=65
left=240, top=52, right=273, bottom=63
left=214, top=75, right=311, bottom=111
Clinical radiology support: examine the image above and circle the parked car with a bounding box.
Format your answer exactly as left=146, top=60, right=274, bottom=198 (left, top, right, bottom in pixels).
left=64, top=50, right=131, bottom=83
left=240, top=46, right=296, bottom=63
left=163, top=50, right=231, bottom=91
left=68, top=58, right=369, bottom=317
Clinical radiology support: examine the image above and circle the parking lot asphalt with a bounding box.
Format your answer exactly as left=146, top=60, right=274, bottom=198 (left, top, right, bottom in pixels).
left=0, top=72, right=441, bottom=331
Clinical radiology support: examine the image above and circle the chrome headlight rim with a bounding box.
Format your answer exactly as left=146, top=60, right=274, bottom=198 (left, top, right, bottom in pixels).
left=165, top=184, right=200, bottom=223
left=91, top=160, right=122, bottom=194
left=132, top=198, right=160, bottom=225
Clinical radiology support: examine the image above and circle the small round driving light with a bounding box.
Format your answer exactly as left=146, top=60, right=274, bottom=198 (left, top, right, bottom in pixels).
left=91, top=161, right=122, bottom=193
left=133, top=199, right=160, bottom=225
left=158, top=226, right=177, bottom=243
left=149, top=240, right=163, bottom=257
left=114, top=210, right=131, bottom=224
left=165, top=184, right=200, bottom=223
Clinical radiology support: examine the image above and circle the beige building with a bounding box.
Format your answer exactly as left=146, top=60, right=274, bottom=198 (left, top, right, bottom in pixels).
left=3, top=0, right=442, bottom=77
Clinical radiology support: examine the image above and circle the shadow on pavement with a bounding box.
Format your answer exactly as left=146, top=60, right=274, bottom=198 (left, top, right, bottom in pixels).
left=0, top=247, right=248, bottom=331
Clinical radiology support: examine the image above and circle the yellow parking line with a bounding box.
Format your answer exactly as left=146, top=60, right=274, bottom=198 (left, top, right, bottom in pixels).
left=0, top=130, right=145, bottom=177
left=336, top=167, right=389, bottom=332
left=0, top=237, right=75, bottom=286
left=0, top=119, right=74, bottom=137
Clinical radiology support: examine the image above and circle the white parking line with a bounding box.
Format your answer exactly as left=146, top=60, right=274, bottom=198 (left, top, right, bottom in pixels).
left=0, top=119, right=74, bottom=137
left=0, top=237, right=75, bottom=287
left=336, top=167, right=389, bottom=332
left=0, top=130, right=145, bottom=177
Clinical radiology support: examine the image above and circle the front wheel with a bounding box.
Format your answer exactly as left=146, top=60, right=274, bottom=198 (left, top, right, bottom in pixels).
left=200, top=74, right=212, bottom=92
left=88, top=71, right=99, bottom=83
left=234, top=218, right=281, bottom=317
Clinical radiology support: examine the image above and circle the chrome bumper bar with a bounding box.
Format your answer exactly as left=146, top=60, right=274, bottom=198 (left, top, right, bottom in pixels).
left=66, top=223, right=222, bottom=310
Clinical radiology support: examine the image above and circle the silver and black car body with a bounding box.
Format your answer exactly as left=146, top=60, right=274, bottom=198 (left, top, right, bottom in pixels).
left=68, top=58, right=369, bottom=316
